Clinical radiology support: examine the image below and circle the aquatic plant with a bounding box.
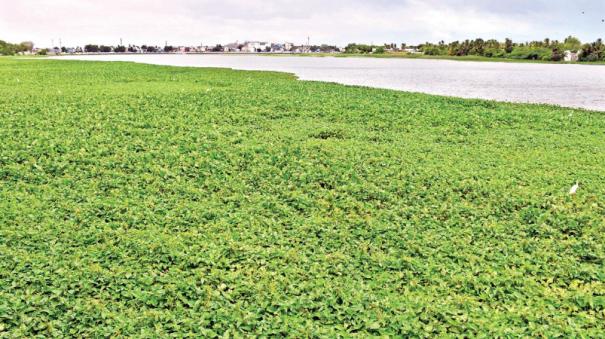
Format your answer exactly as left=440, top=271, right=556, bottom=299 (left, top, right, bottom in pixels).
left=0, top=58, right=604, bottom=337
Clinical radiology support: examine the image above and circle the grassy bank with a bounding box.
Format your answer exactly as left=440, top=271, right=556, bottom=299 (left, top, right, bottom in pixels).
left=1, top=58, right=604, bottom=337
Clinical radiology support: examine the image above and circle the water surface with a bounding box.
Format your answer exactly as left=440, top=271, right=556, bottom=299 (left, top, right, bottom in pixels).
left=55, top=54, right=605, bottom=111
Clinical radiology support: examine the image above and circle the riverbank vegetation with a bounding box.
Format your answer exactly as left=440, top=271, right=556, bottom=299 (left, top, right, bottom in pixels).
left=417, top=36, right=604, bottom=62
left=0, top=40, right=34, bottom=55
left=285, top=52, right=605, bottom=65
left=5, top=34, right=605, bottom=64
left=1, top=58, right=604, bottom=337
left=346, top=36, right=605, bottom=63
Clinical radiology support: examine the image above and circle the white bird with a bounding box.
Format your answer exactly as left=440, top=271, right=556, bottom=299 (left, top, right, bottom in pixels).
left=569, top=182, right=580, bottom=195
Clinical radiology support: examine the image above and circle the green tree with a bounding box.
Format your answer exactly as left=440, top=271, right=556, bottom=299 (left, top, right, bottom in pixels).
left=20, top=41, right=34, bottom=53
left=562, top=36, right=582, bottom=52
left=579, top=39, right=604, bottom=62
left=345, top=43, right=374, bottom=54
left=0, top=40, right=22, bottom=55
left=85, top=44, right=99, bottom=53
left=505, top=38, right=514, bottom=53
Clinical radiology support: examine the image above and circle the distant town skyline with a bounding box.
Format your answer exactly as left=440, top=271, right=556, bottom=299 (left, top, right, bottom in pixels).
left=1, top=0, right=604, bottom=47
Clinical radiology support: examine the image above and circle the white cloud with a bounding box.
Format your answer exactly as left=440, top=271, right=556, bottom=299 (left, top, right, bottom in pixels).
left=0, top=0, right=603, bottom=47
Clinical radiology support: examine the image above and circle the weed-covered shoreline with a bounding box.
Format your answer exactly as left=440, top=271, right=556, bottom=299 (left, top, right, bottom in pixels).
left=1, top=58, right=604, bottom=336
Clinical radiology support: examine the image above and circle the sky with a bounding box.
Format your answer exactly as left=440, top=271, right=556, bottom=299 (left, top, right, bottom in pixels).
left=1, top=0, right=604, bottom=47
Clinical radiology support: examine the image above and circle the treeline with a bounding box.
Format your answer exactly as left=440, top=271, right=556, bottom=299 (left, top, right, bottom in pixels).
left=85, top=45, right=128, bottom=53
left=84, top=44, right=211, bottom=53
left=419, top=36, right=604, bottom=62
left=84, top=45, right=168, bottom=53
left=0, top=40, right=34, bottom=55
left=344, top=44, right=386, bottom=54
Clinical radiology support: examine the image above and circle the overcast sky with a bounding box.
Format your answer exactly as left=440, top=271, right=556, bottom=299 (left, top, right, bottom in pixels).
left=1, top=0, right=604, bottom=47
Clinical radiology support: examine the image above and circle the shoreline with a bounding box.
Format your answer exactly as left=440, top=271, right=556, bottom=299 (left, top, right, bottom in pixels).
left=20, top=51, right=605, bottom=66
left=264, top=52, right=605, bottom=65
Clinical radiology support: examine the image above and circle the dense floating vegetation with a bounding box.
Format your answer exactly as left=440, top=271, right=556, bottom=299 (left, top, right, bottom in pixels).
left=0, top=58, right=604, bottom=336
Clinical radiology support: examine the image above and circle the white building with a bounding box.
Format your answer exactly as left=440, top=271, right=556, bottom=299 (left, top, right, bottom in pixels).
left=564, top=50, right=579, bottom=62
left=223, top=43, right=241, bottom=52
left=242, top=41, right=270, bottom=53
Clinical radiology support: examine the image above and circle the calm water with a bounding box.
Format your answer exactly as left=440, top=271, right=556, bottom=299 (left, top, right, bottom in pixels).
left=55, top=54, right=605, bottom=111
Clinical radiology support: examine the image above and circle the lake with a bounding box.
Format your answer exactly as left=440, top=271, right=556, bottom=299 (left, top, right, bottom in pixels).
left=54, top=54, right=605, bottom=111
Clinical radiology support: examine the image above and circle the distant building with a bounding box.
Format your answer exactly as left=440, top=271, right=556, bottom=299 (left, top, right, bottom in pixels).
left=564, top=50, right=579, bottom=62
left=45, top=47, right=60, bottom=55
left=271, top=43, right=288, bottom=53
left=290, top=45, right=306, bottom=53
left=242, top=41, right=270, bottom=53
left=223, top=43, right=241, bottom=52
left=193, top=46, right=209, bottom=53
